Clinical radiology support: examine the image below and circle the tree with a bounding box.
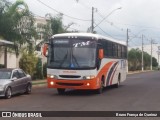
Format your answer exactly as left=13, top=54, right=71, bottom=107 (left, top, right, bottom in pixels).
left=143, top=51, right=150, bottom=69
left=0, top=0, right=35, bottom=43
left=152, top=57, right=158, bottom=67
left=0, top=0, right=35, bottom=67
left=36, top=13, right=74, bottom=47
left=128, top=48, right=141, bottom=71
left=128, top=48, right=158, bottom=71
left=50, top=14, right=64, bottom=35
left=34, top=58, right=43, bottom=79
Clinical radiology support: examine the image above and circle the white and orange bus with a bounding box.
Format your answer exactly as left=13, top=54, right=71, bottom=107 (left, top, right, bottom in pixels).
left=43, top=33, right=127, bottom=94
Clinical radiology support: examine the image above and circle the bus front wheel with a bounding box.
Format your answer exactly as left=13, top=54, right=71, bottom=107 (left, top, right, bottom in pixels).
left=57, top=88, right=65, bottom=95
left=96, top=78, right=104, bottom=94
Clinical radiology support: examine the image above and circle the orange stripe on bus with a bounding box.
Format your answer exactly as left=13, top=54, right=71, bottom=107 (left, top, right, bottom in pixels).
left=97, top=61, right=115, bottom=83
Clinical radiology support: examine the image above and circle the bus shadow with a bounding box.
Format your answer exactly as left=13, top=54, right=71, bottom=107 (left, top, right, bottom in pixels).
left=59, top=89, right=96, bottom=96
left=56, top=85, right=125, bottom=96
left=103, top=85, right=124, bottom=92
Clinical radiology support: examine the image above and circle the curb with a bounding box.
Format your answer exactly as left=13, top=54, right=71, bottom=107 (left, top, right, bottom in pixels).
left=32, top=81, right=46, bottom=85
left=32, top=83, right=47, bottom=88
left=32, top=80, right=47, bottom=88
left=128, top=70, right=153, bottom=75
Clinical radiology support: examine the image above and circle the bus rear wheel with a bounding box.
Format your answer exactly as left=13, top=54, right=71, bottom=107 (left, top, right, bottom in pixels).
left=57, top=88, right=65, bottom=95
left=115, top=74, right=121, bottom=88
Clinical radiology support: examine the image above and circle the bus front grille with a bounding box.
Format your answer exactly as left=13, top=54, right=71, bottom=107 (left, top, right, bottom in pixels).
left=56, top=82, right=83, bottom=86
left=59, top=75, right=81, bottom=78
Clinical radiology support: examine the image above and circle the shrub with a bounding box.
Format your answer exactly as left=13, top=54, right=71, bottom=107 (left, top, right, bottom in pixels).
left=0, top=64, right=5, bottom=68
left=19, top=50, right=38, bottom=78
left=43, top=62, right=47, bottom=78
left=33, top=58, right=43, bottom=80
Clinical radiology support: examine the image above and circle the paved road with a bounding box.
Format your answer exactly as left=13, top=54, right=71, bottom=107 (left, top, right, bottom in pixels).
left=0, top=71, right=160, bottom=119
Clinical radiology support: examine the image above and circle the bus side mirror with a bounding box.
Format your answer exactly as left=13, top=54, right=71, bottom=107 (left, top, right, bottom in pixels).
left=42, top=43, right=48, bottom=57
left=99, top=49, right=104, bottom=59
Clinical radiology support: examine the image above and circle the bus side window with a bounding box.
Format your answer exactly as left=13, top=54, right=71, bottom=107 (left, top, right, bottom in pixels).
left=108, top=42, right=113, bottom=57
left=122, top=46, right=127, bottom=58
left=118, top=44, right=122, bottom=58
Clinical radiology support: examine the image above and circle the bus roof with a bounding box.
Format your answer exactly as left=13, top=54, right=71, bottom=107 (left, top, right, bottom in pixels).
left=52, top=33, right=126, bottom=46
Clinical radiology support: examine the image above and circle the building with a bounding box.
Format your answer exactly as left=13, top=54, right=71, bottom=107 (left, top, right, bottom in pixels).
left=0, top=40, right=16, bottom=68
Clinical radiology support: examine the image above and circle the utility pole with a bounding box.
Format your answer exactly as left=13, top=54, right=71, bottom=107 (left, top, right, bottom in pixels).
left=91, top=7, right=94, bottom=33
left=150, top=39, right=158, bottom=70
left=91, top=7, right=121, bottom=33
left=157, top=46, right=160, bottom=68
left=158, top=52, right=159, bottom=67
left=4, top=46, right=7, bottom=68
left=142, top=35, right=144, bottom=71
left=126, top=28, right=129, bottom=73
left=94, top=7, right=121, bottom=29
left=151, top=39, right=153, bottom=71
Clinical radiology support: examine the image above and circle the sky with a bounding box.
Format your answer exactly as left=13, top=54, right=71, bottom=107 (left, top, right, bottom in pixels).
left=10, top=0, right=160, bottom=48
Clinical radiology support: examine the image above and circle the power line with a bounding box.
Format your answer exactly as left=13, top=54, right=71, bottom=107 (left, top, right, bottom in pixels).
left=96, top=11, right=124, bottom=32
left=112, top=22, right=160, bottom=30
left=19, top=6, right=88, bottom=33
left=129, top=40, right=140, bottom=47
left=75, top=1, right=124, bottom=32
left=76, top=0, right=123, bottom=32
left=94, top=7, right=122, bottom=29
left=36, top=0, right=91, bottom=22
left=77, top=1, right=91, bottom=10
left=95, top=23, right=118, bottom=39
left=97, top=26, right=113, bottom=38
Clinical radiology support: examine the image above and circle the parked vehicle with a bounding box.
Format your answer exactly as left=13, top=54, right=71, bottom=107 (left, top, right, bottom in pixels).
left=0, top=68, right=32, bottom=99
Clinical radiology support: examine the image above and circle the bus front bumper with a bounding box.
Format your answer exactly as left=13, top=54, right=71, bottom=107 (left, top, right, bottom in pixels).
left=47, top=78, right=100, bottom=90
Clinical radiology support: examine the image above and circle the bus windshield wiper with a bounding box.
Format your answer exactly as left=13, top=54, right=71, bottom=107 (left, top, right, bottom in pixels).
left=72, top=54, right=80, bottom=67
left=59, top=51, right=69, bottom=67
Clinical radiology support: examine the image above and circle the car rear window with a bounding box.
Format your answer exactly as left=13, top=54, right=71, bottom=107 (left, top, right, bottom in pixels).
left=0, top=71, right=11, bottom=79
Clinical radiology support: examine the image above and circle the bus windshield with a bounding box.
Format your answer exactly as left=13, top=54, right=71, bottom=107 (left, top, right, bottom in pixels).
left=47, top=39, right=97, bottom=69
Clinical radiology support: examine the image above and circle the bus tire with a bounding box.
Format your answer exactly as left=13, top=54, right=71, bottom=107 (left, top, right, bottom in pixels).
left=115, top=74, right=121, bottom=88
left=96, top=77, right=104, bottom=94
left=57, top=88, right=65, bottom=95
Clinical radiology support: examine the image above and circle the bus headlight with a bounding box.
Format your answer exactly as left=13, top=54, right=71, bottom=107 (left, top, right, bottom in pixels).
left=47, top=74, right=58, bottom=79
left=83, top=75, right=95, bottom=80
